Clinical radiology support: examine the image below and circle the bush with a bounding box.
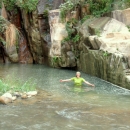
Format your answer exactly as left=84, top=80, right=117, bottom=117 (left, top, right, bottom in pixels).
left=3, top=0, right=38, bottom=12
left=88, top=0, right=114, bottom=17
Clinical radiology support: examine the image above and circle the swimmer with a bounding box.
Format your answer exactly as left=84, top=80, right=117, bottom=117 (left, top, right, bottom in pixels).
left=60, top=71, right=95, bottom=88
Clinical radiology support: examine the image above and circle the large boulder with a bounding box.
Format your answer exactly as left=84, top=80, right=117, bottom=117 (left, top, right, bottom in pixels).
left=77, top=16, right=130, bottom=89
left=0, top=93, right=16, bottom=104
left=112, top=8, right=130, bottom=26
left=77, top=43, right=130, bottom=89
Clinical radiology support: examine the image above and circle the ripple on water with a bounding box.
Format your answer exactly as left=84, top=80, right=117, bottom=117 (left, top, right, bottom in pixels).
left=0, top=64, right=130, bottom=130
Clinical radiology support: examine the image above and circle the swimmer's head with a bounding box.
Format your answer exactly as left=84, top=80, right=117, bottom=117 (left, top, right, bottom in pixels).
left=76, top=71, right=81, bottom=77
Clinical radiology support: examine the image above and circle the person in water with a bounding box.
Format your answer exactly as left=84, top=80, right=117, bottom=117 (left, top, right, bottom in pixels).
left=60, top=71, right=95, bottom=88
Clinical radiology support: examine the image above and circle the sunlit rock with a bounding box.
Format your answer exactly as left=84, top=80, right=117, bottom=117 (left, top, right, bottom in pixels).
left=0, top=93, right=13, bottom=104
left=2, top=92, right=13, bottom=99
left=49, top=9, right=68, bottom=57
left=112, top=8, right=130, bottom=26
left=21, top=93, right=28, bottom=99
left=27, top=91, right=38, bottom=96
left=77, top=16, right=130, bottom=89
left=0, top=96, right=12, bottom=104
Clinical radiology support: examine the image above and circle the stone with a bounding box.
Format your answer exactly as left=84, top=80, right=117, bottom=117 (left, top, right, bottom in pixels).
left=0, top=93, right=14, bottom=104
left=6, top=46, right=19, bottom=63
left=21, top=94, right=28, bottom=99
left=27, top=91, right=38, bottom=96
left=2, top=92, right=13, bottom=99
left=0, top=96, right=12, bottom=104
left=49, top=9, right=68, bottom=57
left=77, top=43, right=130, bottom=89
left=88, top=17, right=111, bottom=35
left=112, top=8, right=130, bottom=26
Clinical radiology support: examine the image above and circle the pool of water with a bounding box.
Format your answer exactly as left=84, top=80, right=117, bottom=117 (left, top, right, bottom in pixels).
left=0, top=64, right=130, bottom=130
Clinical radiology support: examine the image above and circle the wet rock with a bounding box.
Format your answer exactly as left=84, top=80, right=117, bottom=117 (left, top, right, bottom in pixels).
left=0, top=96, right=12, bottom=104
left=21, top=94, right=28, bottom=99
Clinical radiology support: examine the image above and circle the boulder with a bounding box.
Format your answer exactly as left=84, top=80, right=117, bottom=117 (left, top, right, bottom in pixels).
left=27, top=91, right=38, bottom=96
left=112, top=8, right=130, bottom=26
left=0, top=96, right=12, bottom=104
left=21, top=93, right=28, bottom=99
left=77, top=43, right=130, bottom=89
left=0, top=93, right=13, bottom=104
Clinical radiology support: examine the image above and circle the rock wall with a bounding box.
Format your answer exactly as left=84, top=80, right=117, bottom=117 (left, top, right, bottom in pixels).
left=21, top=0, right=64, bottom=64
left=77, top=43, right=130, bottom=89
left=49, top=8, right=130, bottom=89
left=77, top=16, right=130, bottom=89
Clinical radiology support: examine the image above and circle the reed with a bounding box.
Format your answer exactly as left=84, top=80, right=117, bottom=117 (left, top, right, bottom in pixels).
left=0, top=76, right=36, bottom=95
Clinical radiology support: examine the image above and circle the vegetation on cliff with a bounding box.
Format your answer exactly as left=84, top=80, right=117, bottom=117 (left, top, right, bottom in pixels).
left=1, top=0, right=38, bottom=12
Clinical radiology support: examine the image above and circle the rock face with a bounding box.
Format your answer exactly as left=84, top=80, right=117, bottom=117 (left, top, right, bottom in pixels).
left=48, top=8, right=130, bottom=88
left=48, top=9, right=77, bottom=67
left=18, top=34, right=33, bottom=64
left=77, top=43, right=130, bottom=89
left=77, top=16, right=130, bottom=89
left=20, top=0, right=64, bottom=64
left=112, top=8, right=130, bottom=26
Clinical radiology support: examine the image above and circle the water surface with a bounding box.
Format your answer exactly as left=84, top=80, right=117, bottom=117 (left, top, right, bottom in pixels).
left=0, top=64, right=130, bottom=130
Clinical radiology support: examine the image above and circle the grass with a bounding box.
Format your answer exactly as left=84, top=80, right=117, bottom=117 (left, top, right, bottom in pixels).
left=0, top=75, right=37, bottom=96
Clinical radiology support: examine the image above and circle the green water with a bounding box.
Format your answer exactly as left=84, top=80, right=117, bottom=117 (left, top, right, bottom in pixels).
left=0, top=64, right=130, bottom=130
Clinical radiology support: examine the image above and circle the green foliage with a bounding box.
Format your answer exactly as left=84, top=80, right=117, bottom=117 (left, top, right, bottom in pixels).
left=88, top=0, right=114, bottom=17
left=61, top=35, right=71, bottom=44
left=0, top=76, right=36, bottom=95
left=95, top=28, right=101, bottom=37
left=125, top=0, right=130, bottom=4
left=62, top=19, right=80, bottom=44
left=80, top=15, right=91, bottom=24
left=0, top=1, right=2, bottom=8
left=0, top=37, right=6, bottom=45
left=0, top=16, right=7, bottom=33
left=103, top=51, right=108, bottom=57
left=18, top=0, right=38, bottom=12
left=0, top=79, right=10, bottom=94
left=59, top=0, right=75, bottom=22
left=3, top=0, right=17, bottom=12
left=43, top=9, right=49, bottom=17
left=127, top=25, right=130, bottom=32
left=51, top=56, right=61, bottom=67
left=72, top=34, right=80, bottom=43
left=3, top=0, right=38, bottom=12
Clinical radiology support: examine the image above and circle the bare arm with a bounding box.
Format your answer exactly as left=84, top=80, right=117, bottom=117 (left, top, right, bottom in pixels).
left=84, top=80, right=95, bottom=87
left=60, top=79, right=71, bottom=82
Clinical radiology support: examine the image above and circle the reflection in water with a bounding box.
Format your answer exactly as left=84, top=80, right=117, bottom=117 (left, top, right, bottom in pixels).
left=0, top=64, right=130, bottom=130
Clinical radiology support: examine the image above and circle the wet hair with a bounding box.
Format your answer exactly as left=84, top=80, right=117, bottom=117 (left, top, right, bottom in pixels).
left=76, top=71, right=81, bottom=77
